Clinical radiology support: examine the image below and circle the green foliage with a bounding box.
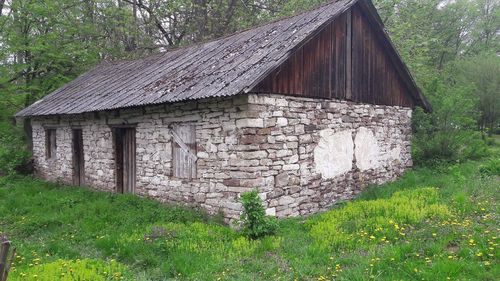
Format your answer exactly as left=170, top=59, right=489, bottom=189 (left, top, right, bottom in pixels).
left=0, top=149, right=499, bottom=280
left=479, top=158, right=500, bottom=176
left=0, top=148, right=31, bottom=176
left=451, top=54, right=500, bottom=132
left=307, top=188, right=451, bottom=250
left=412, top=73, right=489, bottom=165
left=0, top=122, right=31, bottom=175
left=239, top=191, right=277, bottom=240
left=9, top=259, right=130, bottom=281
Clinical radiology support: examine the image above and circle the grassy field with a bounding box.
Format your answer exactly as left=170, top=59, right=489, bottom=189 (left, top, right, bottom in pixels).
left=1, top=148, right=498, bottom=280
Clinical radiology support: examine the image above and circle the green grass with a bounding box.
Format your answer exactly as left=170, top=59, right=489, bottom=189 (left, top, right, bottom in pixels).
left=1, top=147, right=499, bottom=280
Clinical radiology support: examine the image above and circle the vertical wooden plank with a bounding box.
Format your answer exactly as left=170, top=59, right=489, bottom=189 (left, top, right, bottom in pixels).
left=345, top=9, right=352, bottom=100
left=123, top=129, right=129, bottom=193
left=121, top=129, right=135, bottom=194
left=334, top=13, right=346, bottom=100
left=115, top=129, right=124, bottom=194
left=173, top=125, right=197, bottom=180
left=72, top=129, right=85, bottom=186
left=130, top=129, right=136, bottom=193
left=79, top=130, right=85, bottom=186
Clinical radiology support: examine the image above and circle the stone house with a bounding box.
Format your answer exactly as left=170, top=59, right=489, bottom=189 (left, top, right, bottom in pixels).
left=16, top=0, right=430, bottom=220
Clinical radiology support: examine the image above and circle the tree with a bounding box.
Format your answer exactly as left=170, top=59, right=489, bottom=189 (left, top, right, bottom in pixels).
left=452, top=54, right=500, bottom=132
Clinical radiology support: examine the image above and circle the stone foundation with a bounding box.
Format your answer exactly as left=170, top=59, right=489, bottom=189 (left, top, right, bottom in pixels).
left=31, top=93, right=412, bottom=220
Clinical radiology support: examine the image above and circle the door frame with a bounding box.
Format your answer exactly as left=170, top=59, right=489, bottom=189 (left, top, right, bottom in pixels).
left=112, top=126, right=137, bottom=194
left=72, top=128, right=85, bottom=186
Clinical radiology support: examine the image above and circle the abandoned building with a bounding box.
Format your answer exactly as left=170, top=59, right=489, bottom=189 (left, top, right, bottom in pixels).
left=16, top=0, right=431, bottom=220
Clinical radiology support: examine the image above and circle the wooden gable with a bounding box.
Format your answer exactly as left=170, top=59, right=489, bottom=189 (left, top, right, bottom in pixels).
left=253, top=3, right=417, bottom=108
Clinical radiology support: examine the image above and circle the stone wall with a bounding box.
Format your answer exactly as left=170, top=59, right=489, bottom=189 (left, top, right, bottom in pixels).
left=31, top=93, right=412, bottom=220
left=239, top=94, right=413, bottom=217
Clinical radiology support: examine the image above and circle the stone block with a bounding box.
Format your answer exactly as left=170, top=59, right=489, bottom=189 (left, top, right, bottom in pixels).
left=236, top=118, right=264, bottom=128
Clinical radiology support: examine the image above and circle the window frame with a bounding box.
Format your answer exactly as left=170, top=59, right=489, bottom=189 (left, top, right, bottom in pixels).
left=45, top=128, right=57, bottom=160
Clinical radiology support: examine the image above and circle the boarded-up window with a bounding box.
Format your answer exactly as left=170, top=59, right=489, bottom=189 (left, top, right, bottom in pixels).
left=171, top=125, right=197, bottom=179
left=45, top=129, right=57, bottom=160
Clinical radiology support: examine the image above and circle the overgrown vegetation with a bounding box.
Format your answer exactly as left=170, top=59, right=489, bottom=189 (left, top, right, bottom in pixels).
left=307, top=188, right=451, bottom=250
left=1, top=143, right=498, bottom=280
left=239, top=190, right=277, bottom=239
left=10, top=259, right=129, bottom=281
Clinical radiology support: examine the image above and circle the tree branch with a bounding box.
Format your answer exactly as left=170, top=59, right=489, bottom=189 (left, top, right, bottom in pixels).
left=122, top=0, right=174, bottom=46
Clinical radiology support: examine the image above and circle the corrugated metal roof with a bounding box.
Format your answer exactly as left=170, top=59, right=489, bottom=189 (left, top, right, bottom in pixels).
left=16, top=0, right=357, bottom=117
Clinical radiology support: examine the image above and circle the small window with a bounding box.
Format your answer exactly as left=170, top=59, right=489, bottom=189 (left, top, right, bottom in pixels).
left=45, top=129, right=57, bottom=160
left=171, top=125, right=197, bottom=179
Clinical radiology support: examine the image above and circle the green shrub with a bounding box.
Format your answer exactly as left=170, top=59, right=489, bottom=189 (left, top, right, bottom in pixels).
left=10, top=259, right=130, bottom=280
left=413, top=131, right=488, bottom=166
left=0, top=133, right=32, bottom=175
left=0, top=147, right=31, bottom=175
left=478, top=159, right=500, bottom=176
left=239, top=190, right=277, bottom=240
left=307, top=188, right=451, bottom=250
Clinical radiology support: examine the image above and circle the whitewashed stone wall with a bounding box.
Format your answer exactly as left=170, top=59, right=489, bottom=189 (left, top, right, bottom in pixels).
left=31, top=93, right=412, bottom=220
left=242, top=94, right=413, bottom=217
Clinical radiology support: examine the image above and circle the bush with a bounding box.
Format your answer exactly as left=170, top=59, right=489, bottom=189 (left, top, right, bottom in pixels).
left=413, top=131, right=488, bottom=166
left=0, top=129, right=32, bottom=176
left=239, top=190, right=277, bottom=240
left=0, top=146, right=32, bottom=175
left=479, top=159, right=500, bottom=176
left=411, top=74, right=489, bottom=166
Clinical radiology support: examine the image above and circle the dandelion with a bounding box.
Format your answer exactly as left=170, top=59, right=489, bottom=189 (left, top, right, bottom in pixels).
left=476, top=252, right=483, bottom=257
left=335, top=264, right=342, bottom=272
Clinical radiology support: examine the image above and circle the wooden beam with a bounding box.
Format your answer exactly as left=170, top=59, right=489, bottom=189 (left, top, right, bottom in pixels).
left=345, top=9, right=353, bottom=100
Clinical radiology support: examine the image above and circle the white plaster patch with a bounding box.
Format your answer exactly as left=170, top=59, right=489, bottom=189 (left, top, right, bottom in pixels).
left=354, top=127, right=381, bottom=171
left=314, top=129, right=353, bottom=179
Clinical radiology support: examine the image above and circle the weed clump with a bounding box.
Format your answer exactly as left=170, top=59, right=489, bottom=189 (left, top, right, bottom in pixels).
left=239, top=190, right=277, bottom=240
left=478, top=159, right=500, bottom=176
left=308, top=188, right=451, bottom=250
left=10, top=259, right=129, bottom=280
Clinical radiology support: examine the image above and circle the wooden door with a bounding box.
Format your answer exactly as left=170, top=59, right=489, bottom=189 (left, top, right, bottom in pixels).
left=172, top=125, right=197, bottom=180
left=114, top=128, right=136, bottom=194
left=72, top=129, right=85, bottom=186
